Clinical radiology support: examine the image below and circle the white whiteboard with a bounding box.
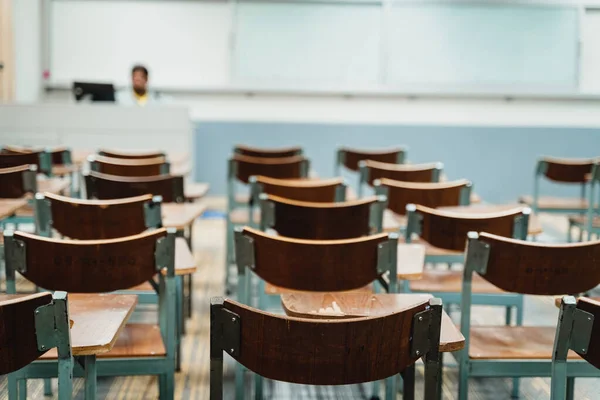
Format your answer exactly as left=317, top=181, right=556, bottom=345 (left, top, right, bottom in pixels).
left=233, top=1, right=382, bottom=86
left=581, top=9, right=600, bottom=92
left=386, top=4, right=580, bottom=89
left=50, top=0, right=231, bottom=89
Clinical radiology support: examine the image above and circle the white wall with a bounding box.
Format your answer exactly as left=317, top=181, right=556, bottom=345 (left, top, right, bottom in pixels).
left=12, top=0, right=42, bottom=102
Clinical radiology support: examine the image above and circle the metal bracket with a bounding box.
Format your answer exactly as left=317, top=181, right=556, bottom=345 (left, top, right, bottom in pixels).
left=571, top=308, right=594, bottom=355
left=173, top=177, right=185, bottom=203
left=464, top=233, right=490, bottom=275
left=536, top=160, right=549, bottom=177
left=377, top=240, right=392, bottom=276
left=160, top=162, right=171, bottom=175
left=5, top=234, right=27, bottom=274
left=405, top=205, right=423, bottom=239
left=259, top=195, right=275, bottom=231
left=22, top=166, right=38, bottom=193
left=34, top=303, right=58, bottom=352
left=34, top=193, right=53, bottom=237
left=411, top=308, right=432, bottom=358
left=512, top=208, right=531, bottom=240
left=369, top=195, right=387, bottom=233
left=459, top=183, right=473, bottom=206
left=155, top=231, right=176, bottom=275
left=144, top=196, right=163, bottom=228
left=216, top=308, right=241, bottom=357
left=235, top=231, right=256, bottom=276
left=334, top=181, right=347, bottom=202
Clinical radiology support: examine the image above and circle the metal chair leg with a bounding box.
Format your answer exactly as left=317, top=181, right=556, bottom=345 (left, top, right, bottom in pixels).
left=235, top=365, right=245, bottom=400
left=254, top=374, right=263, bottom=400
left=8, top=374, right=17, bottom=400
left=18, top=380, right=26, bottom=400
left=567, top=223, right=573, bottom=243
left=458, top=361, right=468, bottom=400
left=159, top=372, right=174, bottom=400
left=186, top=274, right=193, bottom=318
left=566, top=378, right=575, bottom=400
left=84, top=355, right=97, bottom=400
left=511, top=378, right=519, bottom=398
left=43, top=378, right=53, bottom=396
left=505, top=306, right=513, bottom=326
left=400, top=366, right=415, bottom=400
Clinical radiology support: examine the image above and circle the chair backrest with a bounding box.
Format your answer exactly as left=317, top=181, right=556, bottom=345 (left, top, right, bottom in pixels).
left=84, top=171, right=185, bottom=203
left=0, top=151, right=51, bottom=175
left=359, top=160, right=442, bottom=187
left=88, top=154, right=170, bottom=177
left=97, top=148, right=166, bottom=159
left=35, top=192, right=162, bottom=239
left=405, top=204, right=530, bottom=251
left=234, top=144, right=303, bottom=158
left=552, top=296, right=600, bottom=399
left=235, top=226, right=399, bottom=292
left=0, top=165, right=37, bottom=198
left=536, top=156, right=596, bottom=183
left=250, top=176, right=346, bottom=204
left=259, top=194, right=386, bottom=240
left=210, top=296, right=442, bottom=399
left=4, top=228, right=175, bottom=293
left=3, top=145, right=72, bottom=171
left=375, top=178, right=472, bottom=216
left=0, top=292, right=71, bottom=376
left=583, top=163, right=600, bottom=240
left=228, top=154, right=310, bottom=185
left=336, top=146, right=406, bottom=174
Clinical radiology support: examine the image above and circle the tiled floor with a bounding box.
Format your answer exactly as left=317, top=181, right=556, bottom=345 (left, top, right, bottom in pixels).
left=1, top=204, right=599, bottom=399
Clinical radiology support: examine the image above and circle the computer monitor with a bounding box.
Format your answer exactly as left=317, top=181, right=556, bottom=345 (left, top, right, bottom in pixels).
left=72, top=82, right=115, bottom=102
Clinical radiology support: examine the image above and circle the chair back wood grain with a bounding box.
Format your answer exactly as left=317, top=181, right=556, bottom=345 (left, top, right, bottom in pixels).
left=339, top=147, right=406, bottom=172
left=216, top=297, right=430, bottom=385
left=0, top=165, right=37, bottom=198
left=0, top=151, right=43, bottom=172
left=85, top=171, right=184, bottom=203
left=89, top=155, right=168, bottom=177
left=540, top=157, right=596, bottom=183
left=234, top=144, right=302, bottom=158
left=262, top=195, right=380, bottom=240
left=574, top=298, right=600, bottom=369
left=469, top=233, right=600, bottom=295
left=412, top=204, right=528, bottom=251
left=97, top=149, right=165, bottom=160
left=252, top=176, right=343, bottom=203
left=39, top=192, right=158, bottom=239
left=362, top=160, right=441, bottom=185
left=377, top=178, right=471, bottom=216
left=237, top=227, right=390, bottom=291
left=4, top=229, right=168, bottom=293
left=231, top=154, right=309, bottom=184
left=0, top=292, right=54, bottom=375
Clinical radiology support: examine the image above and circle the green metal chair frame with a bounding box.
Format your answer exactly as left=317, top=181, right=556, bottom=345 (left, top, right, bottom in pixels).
left=567, top=163, right=600, bottom=241
left=2, top=291, right=73, bottom=400
left=3, top=228, right=178, bottom=400
left=458, top=233, right=600, bottom=400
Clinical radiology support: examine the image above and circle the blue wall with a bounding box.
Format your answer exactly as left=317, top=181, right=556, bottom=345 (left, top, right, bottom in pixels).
left=194, top=121, right=600, bottom=202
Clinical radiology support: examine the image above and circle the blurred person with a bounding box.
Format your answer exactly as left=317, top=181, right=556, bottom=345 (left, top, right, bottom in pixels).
left=116, top=64, right=163, bottom=106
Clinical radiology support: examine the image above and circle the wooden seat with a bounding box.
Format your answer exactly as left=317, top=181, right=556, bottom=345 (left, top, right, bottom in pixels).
left=519, top=195, right=589, bottom=211
left=234, top=144, right=302, bottom=158
left=409, top=270, right=504, bottom=293
left=40, top=324, right=166, bottom=359
left=336, top=146, right=406, bottom=173
left=0, top=164, right=37, bottom=198
left=89, top=154, right=169, bottom=177
left=468, top=326, right=580, bottom=360
left=210, top=296, right=444, bottom=398
left=229, top=208, right=261, bottom=225
left=568, top=215, right=600, bottom=227
left=259, top=194, right=384, bottom=240
left=85, top=170, right=185, bottom=203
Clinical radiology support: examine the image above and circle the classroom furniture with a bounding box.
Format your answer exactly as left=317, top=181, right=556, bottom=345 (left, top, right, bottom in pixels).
left=225, top=153, right=310, bottom=289
left=258, top=194, right=386, bottom=239
left=335, top=147, right=406, bottom=189
left=98, top=148, right=166, bottom=159
left=552, top=296, right=599, bottom=400
left=358, top=160, right=442, bottom=197
left=210, top=296, right=443, bottom=400
left=519, top=157, right=596, bottom=217
left=374, top=178, right=472, bottom=233
left=4, top=228, right=178, bottom=400
left=0, top=292, right=74, bottom=400
left=457, top=232, right=600, bottom=400
left=0, top=164, right=37, bottom=198
left=567, top=162, right=600, bottom=241
left=404, top=204, right=529, bottom=326
left=88, top=154, right=170, bottom=177
left=234, top=144, right=303, bottom=158
left=2, top=145, right=75, bottom=177
left=85, top=171, right=208, bottom=203
left=0, top=149, right=52, bottom=175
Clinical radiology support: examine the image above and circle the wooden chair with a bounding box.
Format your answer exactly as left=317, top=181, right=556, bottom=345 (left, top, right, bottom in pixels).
left=88, top=154, right=170, bottom=177
left=335, top=146, right=406, bottom=175
left=404, top=204, right=530, bottom=330
left=3, top=145, right=73, bottom=174
left=0, top=164, right=37, bottom=198
left=234, top=144, right=303, bottom=158
left=0, top=150, right=51, bottom=176
left=1, top=292, right=73, bottom=399
left=552, top=296, right=600, bottom=399
left=567, top=162, right=600, bottom=241
left=98, top=148, right=166, bottom=159
left=258, top=194, right=385, bottom=240
left=358, top=160, right=442, bottom=197
left=85, top=170, right=185, bottom=203
left=210, top=296, right=443, bottom=400
left=3, top=228, right=178, bottom=399
left=519, top=156, right=596, bottom=217
left=225, top=154, right=310, bottom=290
left=458, top=233, right=600, bottom=400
